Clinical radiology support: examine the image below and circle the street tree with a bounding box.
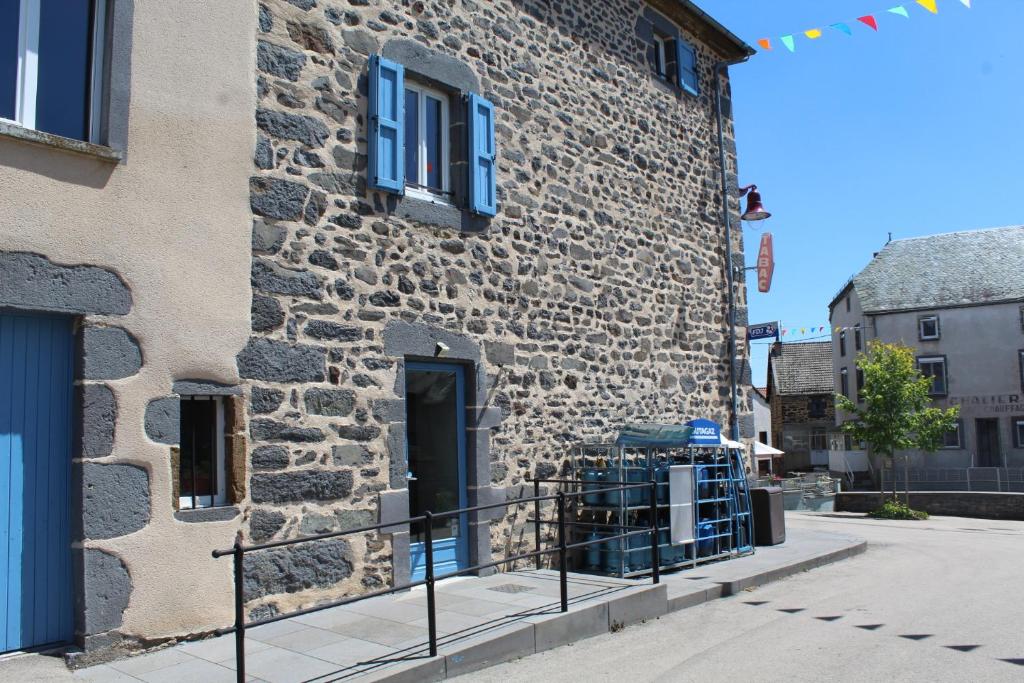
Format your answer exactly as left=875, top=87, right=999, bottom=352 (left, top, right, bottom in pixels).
left=836, top=341, right=959, bottom=506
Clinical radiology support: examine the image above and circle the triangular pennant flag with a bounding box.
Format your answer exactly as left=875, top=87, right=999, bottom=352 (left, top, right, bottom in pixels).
left=800, top=328, right=806, bottom=334
left=780, top=35, right=796, bottom=52
left=916, top=0, right=938, bottom=13
left=782, top=329, right=787, bottom=336
left=757, top=38, right=772, bottom=50
left=835, top=326, right=841, bottom=333
left=858, top=15, right=878, bottom=30
left=804, top=28, right=823, bottom=39
left=830, top=22, right=853, bottom=35
left=888, top=6, right=910, bottom=18
left=960, top=0, right=971, bottom=7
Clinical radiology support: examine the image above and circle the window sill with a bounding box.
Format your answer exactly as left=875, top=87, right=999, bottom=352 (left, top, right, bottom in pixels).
left=174, top=506, right=240, bottom=523
left=0, top=121, right=122, bottom=162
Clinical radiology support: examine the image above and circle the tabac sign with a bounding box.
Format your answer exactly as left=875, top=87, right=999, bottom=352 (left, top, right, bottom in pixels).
left=757, top=232, right=774, bottom=293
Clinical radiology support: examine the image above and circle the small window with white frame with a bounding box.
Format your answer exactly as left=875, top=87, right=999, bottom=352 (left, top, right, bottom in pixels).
left=918, top=315, right=940, bottom=341
left=1, top=0, right=107, bottom=142
left=1014, top=418, right=1024, bottom=448
left=652, top=32, right=669, bottom=80
left=918, top=356, right=947, bottom=396
left=942, top=420, right=962, bottom=449
left=403, top=82, right=450, bottom=203
left=178, top=396, right=227, bottom=509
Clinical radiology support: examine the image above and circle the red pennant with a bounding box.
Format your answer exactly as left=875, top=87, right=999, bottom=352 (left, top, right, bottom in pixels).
left=857, top=15, right=878, bottom=30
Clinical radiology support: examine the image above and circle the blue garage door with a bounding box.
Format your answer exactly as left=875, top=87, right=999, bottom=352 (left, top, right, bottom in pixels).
left=1, top=313, right=74, bottom=652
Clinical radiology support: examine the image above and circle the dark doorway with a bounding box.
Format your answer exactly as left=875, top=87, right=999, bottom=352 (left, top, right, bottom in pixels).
left=405, top=362, right=468, bottom=581
left=975, top=419, right=1001, bottom=467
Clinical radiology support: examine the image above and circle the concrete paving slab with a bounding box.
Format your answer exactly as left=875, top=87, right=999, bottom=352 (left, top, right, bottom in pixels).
left=134, top=657, right=237, bottom=683
left=330, top=615, right=429, bottom=647
left=240, top=645, right=341, bottom=683
left=262, top=625, right=350, bottom=653
left=106, top=648, right=196, bottom=677
left=180, top=634, right=271, bottom=663
left=302, top=636, right=397, bottom=666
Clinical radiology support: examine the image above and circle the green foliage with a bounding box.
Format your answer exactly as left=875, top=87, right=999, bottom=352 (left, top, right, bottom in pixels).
left=836, top=341, right=960, bottom=458
left=868, top=499, right=929, bottom=520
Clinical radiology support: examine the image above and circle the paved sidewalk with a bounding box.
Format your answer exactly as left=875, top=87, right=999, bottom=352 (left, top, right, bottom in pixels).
left=6, top=525, right=863, bottom=683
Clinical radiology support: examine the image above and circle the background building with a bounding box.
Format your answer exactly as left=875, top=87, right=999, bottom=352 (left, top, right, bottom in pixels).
left=829, top=225, right=1024, bottom=490
left=766, top=341, right=840, bottom=473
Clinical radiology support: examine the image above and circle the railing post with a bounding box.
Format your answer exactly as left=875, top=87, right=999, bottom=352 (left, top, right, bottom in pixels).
left=424, top=511, right=438, bottom=657
left=649, top=479, right=660, bottom=585
left=232, top=541, right=246, bottom=683
left=533, top=479, right=542, bottom=570
left=557, top=491, right=568, bottom=612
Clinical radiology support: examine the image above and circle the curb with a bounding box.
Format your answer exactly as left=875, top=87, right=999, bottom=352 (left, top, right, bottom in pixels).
left=369, top=538, right=868, bottom=681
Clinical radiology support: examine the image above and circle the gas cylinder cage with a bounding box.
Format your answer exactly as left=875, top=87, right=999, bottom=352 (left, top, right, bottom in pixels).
left=563, top=442, right=755, bottom=578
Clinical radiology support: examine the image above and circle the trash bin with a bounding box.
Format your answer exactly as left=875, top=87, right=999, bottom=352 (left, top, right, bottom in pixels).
left=751, top=487, right=785, bottom=546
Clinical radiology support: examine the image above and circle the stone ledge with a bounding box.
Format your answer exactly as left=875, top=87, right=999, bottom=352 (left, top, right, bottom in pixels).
left=0, top=121, right=122, bottom=162
left=174, top=506, right=241, bottom=523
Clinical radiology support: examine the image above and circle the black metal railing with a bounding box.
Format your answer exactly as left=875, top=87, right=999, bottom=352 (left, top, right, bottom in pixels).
left=211, top=480, right=659, bottom=683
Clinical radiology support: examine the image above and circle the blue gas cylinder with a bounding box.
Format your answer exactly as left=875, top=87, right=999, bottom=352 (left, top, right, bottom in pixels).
left=697, top=521, right=715, bottom=557
left=582, top=468, right=604, bottom=506
left=655, top=460, right=670, bottom=505
left=584, top=530, right=602, bottom=570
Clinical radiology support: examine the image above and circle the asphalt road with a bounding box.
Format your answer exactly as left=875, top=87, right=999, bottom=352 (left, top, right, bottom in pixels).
left=456, top=512, right=1024, bottom=682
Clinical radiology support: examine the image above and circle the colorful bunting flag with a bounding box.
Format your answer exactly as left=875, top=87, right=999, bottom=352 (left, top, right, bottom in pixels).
left=780, top=35, right=796, bottom=52
left=960, top=0, right=971, bottom=7
left=857, top=15, right=879, bottom=30
left=916, top=0, right=938, bottom=13
left=804, top=28, right=823, bottom=39
left=830, top=22, right=853, bottom=35
left=888, top=6, right=910, bottom=18
left=757, top=38, right=772, bottom=50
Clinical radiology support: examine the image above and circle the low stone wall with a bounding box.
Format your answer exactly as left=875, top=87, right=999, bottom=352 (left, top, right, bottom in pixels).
left=836, top=491, right=1024, bottom=520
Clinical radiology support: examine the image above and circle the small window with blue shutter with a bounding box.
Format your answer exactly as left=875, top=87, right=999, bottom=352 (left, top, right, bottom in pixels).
left=368, top=54, right=405, bottom=193
left=468, top=93, right=496, bottom=217
left=676, top=39, right=698, bottom=96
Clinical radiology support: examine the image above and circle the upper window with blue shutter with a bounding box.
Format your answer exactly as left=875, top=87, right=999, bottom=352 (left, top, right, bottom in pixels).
left=676, top=39, right=698, bottom=96
left=368, top=54, right=405, bottom=193
left=468, top=93, right=496, bottom=217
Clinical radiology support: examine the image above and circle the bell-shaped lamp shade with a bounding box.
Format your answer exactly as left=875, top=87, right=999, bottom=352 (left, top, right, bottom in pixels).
left=741, top=186, right=771, bottom=221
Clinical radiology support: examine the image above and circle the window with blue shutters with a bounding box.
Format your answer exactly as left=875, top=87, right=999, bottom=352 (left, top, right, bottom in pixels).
left=468, top=93, right=496, bottom=217
left=368, top=54, right=405, bottom=193
left=676, top=39, right=698, bottom=95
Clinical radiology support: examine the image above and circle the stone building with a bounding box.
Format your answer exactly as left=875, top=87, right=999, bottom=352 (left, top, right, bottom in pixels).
left=766, top=341, right=840, bottom=472
left=830, top=226, right=1024, bottom=489
left=0, top=0, right=756, bottom=661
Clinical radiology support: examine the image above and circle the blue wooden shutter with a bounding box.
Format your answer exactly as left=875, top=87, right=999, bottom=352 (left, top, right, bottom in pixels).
left=368, top=54, right=404, bottom=193
left=676, top=40, right=698, bottom=95
left=468, top=93, right=497, bottom=216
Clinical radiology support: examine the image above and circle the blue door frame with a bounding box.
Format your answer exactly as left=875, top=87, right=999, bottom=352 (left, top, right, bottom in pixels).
left=406, top=361, right=469, bottom=582
left=1, top=313, right=74, bottom=653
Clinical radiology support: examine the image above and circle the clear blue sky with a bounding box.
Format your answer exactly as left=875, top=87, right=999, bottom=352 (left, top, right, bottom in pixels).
left=697, top=0, right=1024, bottom=387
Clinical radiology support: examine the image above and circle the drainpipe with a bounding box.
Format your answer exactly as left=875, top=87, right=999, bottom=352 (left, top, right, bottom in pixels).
left=713, top=57, right=749, bottom=442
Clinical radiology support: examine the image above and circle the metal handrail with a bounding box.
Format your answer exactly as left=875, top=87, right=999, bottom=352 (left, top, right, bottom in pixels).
left=211, top=480, right=660, bottom=683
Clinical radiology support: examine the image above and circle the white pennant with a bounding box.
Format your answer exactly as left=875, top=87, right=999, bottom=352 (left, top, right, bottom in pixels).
left=960, top=0, right=971, bottom=7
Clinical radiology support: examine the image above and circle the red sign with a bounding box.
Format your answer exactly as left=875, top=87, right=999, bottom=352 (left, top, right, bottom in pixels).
left=757, top=232, right=774, bottom=293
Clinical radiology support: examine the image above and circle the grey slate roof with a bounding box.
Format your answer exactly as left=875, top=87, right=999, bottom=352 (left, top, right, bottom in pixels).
left=769, top=341, right=834, bottom=396
left=854, top=225, right=1024, bottom=314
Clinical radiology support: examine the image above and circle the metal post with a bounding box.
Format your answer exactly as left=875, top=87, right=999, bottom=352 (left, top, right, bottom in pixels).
left=649, top=480, right=660, bottom=585
left=232, top=542, right=245, bottom=683
left=424, top=511, right=438, bottom=657
left=556, top=491, right=568, bottom=613
left=533, top=479, right=541, bottom=570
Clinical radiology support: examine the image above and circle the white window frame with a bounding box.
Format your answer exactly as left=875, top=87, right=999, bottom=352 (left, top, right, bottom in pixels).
left=652, top=34, right=668, bottom=79
left=2, top=0, right=106, bottom=143
left=941, top=420, right=963, bottom=449
left=178, top=395, right=227, bottom=510
left=918, top=315, right=940, bottom=341
left=404, top=82, right=450, bottom=204
left=918, top=356, right=947, bottom=396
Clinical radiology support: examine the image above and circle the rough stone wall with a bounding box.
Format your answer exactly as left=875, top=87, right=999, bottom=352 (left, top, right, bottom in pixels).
left=780, top=394, right=836, bottom=426
left=243, top=0, right=752, bottom=612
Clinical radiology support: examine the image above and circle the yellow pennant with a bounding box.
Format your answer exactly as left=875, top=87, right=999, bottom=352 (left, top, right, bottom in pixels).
left=804, top=28, right=823, bottom=39
left=917, top=0, right=938, bottom=13
left=835, top=326, right=841, bottom=332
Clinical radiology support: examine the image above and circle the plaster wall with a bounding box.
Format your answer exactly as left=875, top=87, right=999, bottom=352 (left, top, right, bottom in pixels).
left=0, top=0, right=256, bottom=648
left=830, top=288, right=1024, bottom=469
